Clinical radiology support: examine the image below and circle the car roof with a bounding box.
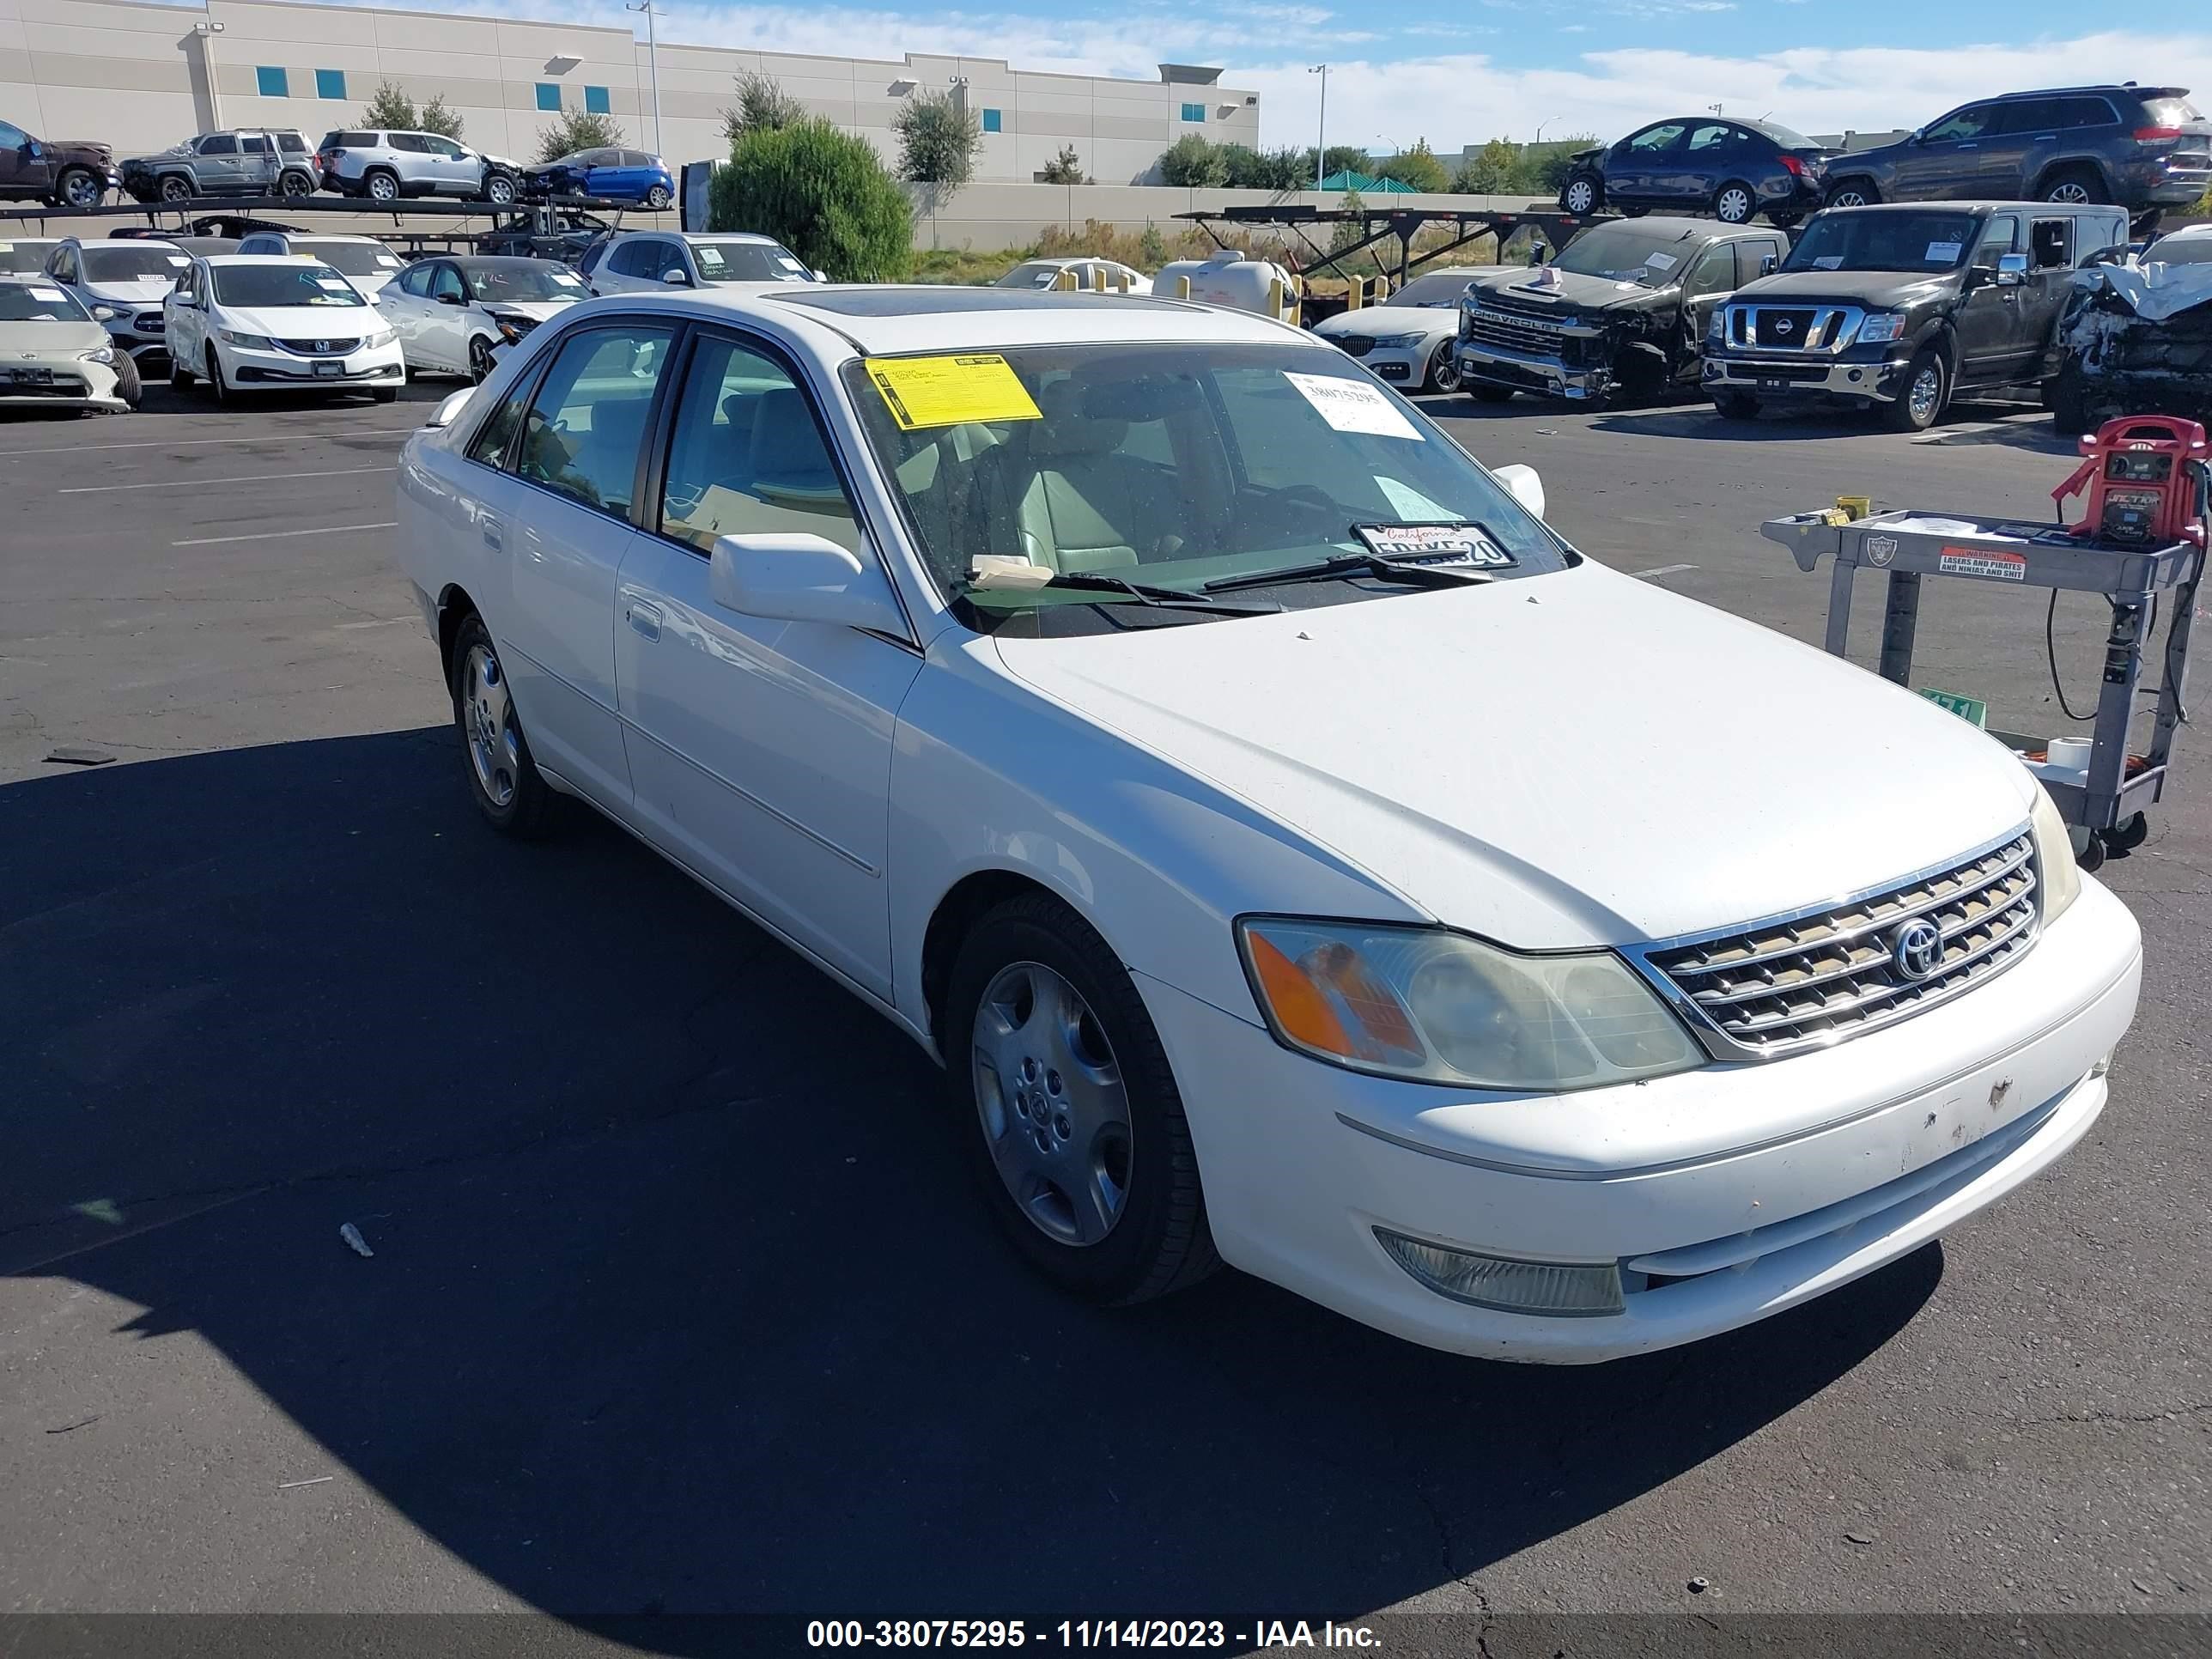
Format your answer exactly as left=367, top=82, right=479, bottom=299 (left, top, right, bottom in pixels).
left=449, top=254, right=564, bottom=269
left=1825, top=199, right=2114, bottom=216
left=721, top=285, right=1300, bottom=355
left=276, top=234, right=383, bottom=244
left=203, top=254, right=330, bottom=265
left=63, top=235, right=180, bottom=249
left=1589, top=216, right=1750, bottom=240
left=1984, top=84, right=2184, bottom=99
left=681, top=232, right=778, bottom=243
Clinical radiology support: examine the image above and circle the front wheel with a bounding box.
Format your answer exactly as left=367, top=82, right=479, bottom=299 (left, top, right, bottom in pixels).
left=111, top=350, right=142, bottom=410
left=1559, top=173, right=1601, bottom=216
left=1714, top=391, right=1760, bottom=420
left=1885, top=346, right=1946, bottom=432
left=1713, top=180, right=1756, bottom=225
left=203, top=344, right=231, bottom=407
left=469, top=337, right=497, bottom=383
left=483, top=173, right=517, bottom=206
left=1424, top=341, right=1462, bottom=394
left=947, top=893, right=1219, bottom=1306
left=2051, top=356, right=2091, bottom=437
left=53, top=167, right=104, bottom=209
left=643, top=184, right=672, bottom=210
left=450, top=615, right=558, bottom=836
left=371, top=386, right=398, bottom=403
left=1470, top=382, right=1516, bottom=404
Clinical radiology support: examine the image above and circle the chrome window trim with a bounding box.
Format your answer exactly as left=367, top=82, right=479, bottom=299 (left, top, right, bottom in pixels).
left=1620, top=822, right=2039, bottom=1062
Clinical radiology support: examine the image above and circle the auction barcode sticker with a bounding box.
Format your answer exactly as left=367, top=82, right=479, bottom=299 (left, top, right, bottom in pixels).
left=1937, top=546, right=2027, bottom=581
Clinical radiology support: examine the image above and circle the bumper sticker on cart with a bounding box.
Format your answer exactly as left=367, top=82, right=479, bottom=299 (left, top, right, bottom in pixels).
left=1938, top=546, right=2027, bottom=581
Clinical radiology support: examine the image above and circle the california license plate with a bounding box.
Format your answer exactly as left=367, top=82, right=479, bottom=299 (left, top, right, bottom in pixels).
left=313, top=360, right=343, bottom=378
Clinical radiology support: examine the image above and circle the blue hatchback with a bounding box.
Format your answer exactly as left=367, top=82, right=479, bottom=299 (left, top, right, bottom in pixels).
left=525, top=147, right=675, bottom=207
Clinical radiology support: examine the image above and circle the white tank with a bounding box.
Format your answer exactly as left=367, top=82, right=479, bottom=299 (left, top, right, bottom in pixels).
left=1155, top=250, right=1297, bottom=315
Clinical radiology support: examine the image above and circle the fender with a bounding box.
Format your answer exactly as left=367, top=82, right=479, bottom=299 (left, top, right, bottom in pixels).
left=2030, top=154, right=2118, bottom=202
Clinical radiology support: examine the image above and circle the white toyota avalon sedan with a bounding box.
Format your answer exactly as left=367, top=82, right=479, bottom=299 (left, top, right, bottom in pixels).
left=394, top=285, right=2142, bottom=1363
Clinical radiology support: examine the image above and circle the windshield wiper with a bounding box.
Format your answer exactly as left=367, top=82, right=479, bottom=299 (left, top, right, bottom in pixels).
left=1203, top=552, right=1499, bottom=594
left=963, top=567, right=1279, bottom=615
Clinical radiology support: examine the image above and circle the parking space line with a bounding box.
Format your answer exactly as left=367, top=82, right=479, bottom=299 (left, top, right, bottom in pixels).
left=1632, top=563, right=1699, bottom=580
left=62, top=465, right=397, bottom=495
left=0, top=429, right=416, bottom=458
left=172, top=522, right=398, bottom=547
left=333, top=616, right=418, bottom=630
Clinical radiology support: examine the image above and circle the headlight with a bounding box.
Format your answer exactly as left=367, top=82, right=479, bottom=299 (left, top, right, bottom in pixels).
left=362, top=326, right=397, bottom=348
left=219, top=329, right=275, bottom=349
left=2029, top=781, right=2082, bottom=924
left=496, top=319, right=525, bottom=342
left=90, top=304, right=121, bottom=321
left=1706, top=307, right=1726, bottom=341
left=1857, top=313, right=1907, bottom=344
left=1371, top=331, right=1425, bottom=349
left=76, top=347, right=115, bottom=364
left=1237, top=918, right=1705, bottom=1091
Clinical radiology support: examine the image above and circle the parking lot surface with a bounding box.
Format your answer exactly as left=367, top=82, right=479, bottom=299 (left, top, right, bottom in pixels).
left=2, top=382, right=2207, bottom=1630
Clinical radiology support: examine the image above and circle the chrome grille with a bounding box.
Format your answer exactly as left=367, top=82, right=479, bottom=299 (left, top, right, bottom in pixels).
left=1463, top=307, right=1574, bottom=356
left=1639, top=832, right=2038, bottom=1056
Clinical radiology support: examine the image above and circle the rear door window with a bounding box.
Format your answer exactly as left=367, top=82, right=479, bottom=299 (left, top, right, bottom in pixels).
left=2029, top=217, right=2073, bottom=270
left=389, top=134, right=430, bottom=154
left=241, top=135, right=270, bottom=155
left=1995, top=100, right=2060, bottom=134
left=515, top=325, right=677, bottom=516
left=1685, top=124, right=1733, bottom=155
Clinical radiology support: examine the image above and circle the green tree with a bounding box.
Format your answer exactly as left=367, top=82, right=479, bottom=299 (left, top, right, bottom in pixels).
left=1139, top=222, right=1167, bottom=265
left=1329, top=187, right=1366, bottom=251
left=893, top=88, right=982, bottom=191
left=360, top=81, right=419, bottom=131
left=1454, top=137, right=1521, bottom=194
left=1039, top=143, right=1085, bottom=185
left=1528, top=134, right=1598, bottom=192
left=721, top=70, right=805, bottom=148
left=418, top=93, right=463, bottom=139
left=536, top=109, right=623, bottom=162
left=1158, top=132, right=1227, bottom=186
left=1303, top=144, right=1374, bottom=183
left=710, top=118, right=910, bottom=281
left=1375, top=137, right=1449, bottom=193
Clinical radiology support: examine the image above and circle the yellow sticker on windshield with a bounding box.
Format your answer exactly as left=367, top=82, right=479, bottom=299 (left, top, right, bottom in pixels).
left=864, top=354, right=1042, bottom=430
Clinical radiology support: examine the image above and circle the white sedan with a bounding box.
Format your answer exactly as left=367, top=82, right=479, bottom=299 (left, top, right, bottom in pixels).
left=395, top=286, right=2141, bottom=1362
left=378, top=253, right=587, bottom=381
left=996, top=257, right=1152, bottom=295
left=166, top=255, right=404, bottom=403
left=1312, top=268, right=1486, bottom=393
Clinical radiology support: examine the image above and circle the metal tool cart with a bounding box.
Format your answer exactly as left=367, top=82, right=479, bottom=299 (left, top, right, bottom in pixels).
left=1762, top=452, right=2208, bottom=872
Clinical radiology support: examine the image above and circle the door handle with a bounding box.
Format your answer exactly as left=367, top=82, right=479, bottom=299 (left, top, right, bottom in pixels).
left=626, top=599, right=663, bottom=641
left=481, top=517, right=502, bottom=551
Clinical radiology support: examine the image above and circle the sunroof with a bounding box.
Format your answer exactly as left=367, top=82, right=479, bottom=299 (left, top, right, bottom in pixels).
left=773, top=288, right=1150, bottom=317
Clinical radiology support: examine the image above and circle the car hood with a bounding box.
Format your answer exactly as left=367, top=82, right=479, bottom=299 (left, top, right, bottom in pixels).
left=125, top=143, right=193, bottom=163
left=989, top=564, right=2036, bottom=948
left=1316, top=307, right=1462, bottom=340
left=0, top=319, right=110, bottom=357
left=216, top=304, right=381, bottom=336
left=1468, top=267, right=1668, bottom=313
left=1735, top=269, right=1952, bottom=307
left=483, top=299, right=578, bottom=322
left=84, top=277, right=179, bottom=304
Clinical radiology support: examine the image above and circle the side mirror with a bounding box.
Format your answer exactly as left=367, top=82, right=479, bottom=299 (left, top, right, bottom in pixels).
left=662, top=269, right=690, bottom=286
left=1759, top=252, right=1778, bottom=275
left=1996, top=251, right=2028, bottom=285
left=812, top=269, right=828, bottom=283
left=709, top=532, right=907, bottom=635
left=1492, top=463, right=1547, bottom=521
left=437, top=291, right=466, bottom=306
left=1908, top=128, right=1925, bottom=145
left=426, top=386, right=477, bottom=428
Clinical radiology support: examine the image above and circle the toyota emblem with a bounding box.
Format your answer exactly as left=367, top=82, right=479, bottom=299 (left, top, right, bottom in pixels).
left=1890, top=918, right=1943, bottom=981
left=1776, top=318, right=1795, bottom=335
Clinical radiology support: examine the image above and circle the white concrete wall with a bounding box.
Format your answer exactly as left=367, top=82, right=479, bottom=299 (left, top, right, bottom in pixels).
left=2, top=0, right=1261, bottom=182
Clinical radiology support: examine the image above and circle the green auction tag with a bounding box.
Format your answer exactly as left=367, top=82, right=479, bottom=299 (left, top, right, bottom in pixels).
left=1919, top=688, right=1989, bottom=728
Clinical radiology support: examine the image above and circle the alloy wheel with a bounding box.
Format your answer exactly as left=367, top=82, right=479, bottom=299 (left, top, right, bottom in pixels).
left=1828, top=187, right=1868, bottom=208
left=462, top=643, right=520, bottom=807
left=1907, top=362, right=1942, bottom=425
left=2046, top=180, right=2091, bottom=204
left=368, top=173, right=398, bottom=203
left=487, top=175, right=516, bottom=205
left=970, top=961, right=1133, bottom=1248
left=1429, top=343, right=1462, bottom=394
left=160, top=176, right=191, bottom=202
left=60, top=171, right=100, bottom=209
left=470, top=337, right=495, bottom=383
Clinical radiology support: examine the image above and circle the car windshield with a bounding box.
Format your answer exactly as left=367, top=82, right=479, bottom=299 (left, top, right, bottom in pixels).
left=686, top=240, right=811, bottom=283
left=297, top=241, right=402, bottom=276
left=1551, top=228, right=1696, bottom=285
left=81, top=246, right=188, bottom=283
left=0, top=241, right=57, bottom=274
left=843, top=341, right=1571, bottom=635
left=0, top=282, right=91, bottom=322
left=213, top=264, right=369, bottom=307
left=1387, top=271, right=1480, bottom=307
left=1784, top=210, right=1979, bottom=275
left=464, top=261, right=589, bottom=302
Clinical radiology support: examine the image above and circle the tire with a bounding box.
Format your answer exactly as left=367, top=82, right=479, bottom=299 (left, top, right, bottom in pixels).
left=158, top=173, right=193, bottom=204
left=53, top=167, right=103, bottom=210
left=2039, top=164, right=2106, bottom=206
left=364, top=169, right=400, bottom=204
left=111, top=350, right=142, bottom=410
left=2111, top=811, right=2149, bottom=853
left=1714, top=391, right=1761, bottom=420
left=1885, top=345, right=1946, bottom=432
left=483, top=173, right=517, bottom=206
left=1424, top=341, right=1462, bottom=394
left=278, top=169, right=313, bottom=199
left=2076, top=832, right=2106, bottom=873
left=203, top=344, right=231, bottom=407
left=1824, top=179, right=1879, bottom=210
left=2051, top=356, right=2091, bottom=437
left=170, top=354, right=193, bottom=391
left=1559, top=173, right=1601, bottom=216
left=1620, top=204, right=1650, bottom=218
left=1713, top=180, right=1756, bottom=225
left=945, top=891, right=1219, bottom=1306
left=449, top=614, right=558, bottom=838
left=1769, top=211, right=1802, bottom=231
left=1470, top=383, right=1516, bottom=404
left=469, top=337, right=497, bottom=383
left=371, top=386, right=398, bottom=403
left=643, top=184, right=672, bottom=210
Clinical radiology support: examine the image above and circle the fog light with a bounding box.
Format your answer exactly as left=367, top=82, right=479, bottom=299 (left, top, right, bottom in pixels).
left=2091, top=1050, right=2113, bottom=1079
left=1375, top=1228, right=1625, bottom=1317
left=1847, top=368, right=1863, bottom=383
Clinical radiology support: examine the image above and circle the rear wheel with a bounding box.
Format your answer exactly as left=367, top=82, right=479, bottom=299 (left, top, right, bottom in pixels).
left=2040, top=164, right=2105, bottom=206
left=643, top=184, right=672, bottom=210
left=450, top=615, right=557, bottom=837
left=1886, top=345, right=1946, bottom=432
left=947, top=893, right=1218, bottom=1306
left=1714, top=391, right=1760, bottom=420
left=278, top=169, right=314, bottom=199
left=1824, top=179, right=1879, bottom=210
left=364, top=169, right=400, bottom=204
left=1713, top=180, right=1756, bottom=225
left=1559, top=173, right=1601, bottom=216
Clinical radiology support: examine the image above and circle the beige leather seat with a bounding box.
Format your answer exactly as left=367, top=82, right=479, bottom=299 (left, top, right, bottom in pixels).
left=1008, top=380, right=1149, bottom=573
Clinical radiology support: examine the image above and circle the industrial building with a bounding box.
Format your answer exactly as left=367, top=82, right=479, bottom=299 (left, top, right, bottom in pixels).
left=1, top=0, right=1262, bottom=183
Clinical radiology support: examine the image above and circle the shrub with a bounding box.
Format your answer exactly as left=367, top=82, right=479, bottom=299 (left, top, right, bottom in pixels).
left=1375, top=138, right=1449, bottom=194
left=894, top=89, right=982, bottom=190
left=710, top=118, right=910, bottom=281
left=536, top=110, right=623, bottom=163
left=722, top=70, right=805, bottom=148
left=358, top=82, right=459, bottom=138
left=1454, top=138, right=1521, bottom=195
left=1039, top=143, right=1085, bottom=185
left=1158, top=133, right=1228, bottom=187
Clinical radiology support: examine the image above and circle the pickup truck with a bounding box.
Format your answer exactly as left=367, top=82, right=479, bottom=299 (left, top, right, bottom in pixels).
left=1700, top=199, right=2130, bottom=430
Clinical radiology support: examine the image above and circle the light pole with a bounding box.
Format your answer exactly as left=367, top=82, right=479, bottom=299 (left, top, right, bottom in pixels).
left=1534, top=112, right=1564, bottom=143
left=193, top=17, right=226, bottom=131
left=627, top=0, right=662, bottom=155
left=1309, top=64, right=1328, bottom=191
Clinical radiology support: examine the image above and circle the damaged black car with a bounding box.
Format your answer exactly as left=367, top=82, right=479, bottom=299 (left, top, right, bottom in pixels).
left=2052, top=224, right=2212, bottom=434
left=1454, top=217, right=1790, bottom=405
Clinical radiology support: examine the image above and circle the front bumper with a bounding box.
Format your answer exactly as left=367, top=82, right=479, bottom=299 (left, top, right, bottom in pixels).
left=96, top=312, right=169, bottom=362
left=220, top=341, right=405, bottom=389
left=0, top=359, right=125, bottom=410
left=1703, top=348, right=1910, bottom=404
left=1139, top=877, right=2142, bottom=1363
left=1331, top=343, right=1431, bottom=386
left=1457, top=338, right=1611, bottom=400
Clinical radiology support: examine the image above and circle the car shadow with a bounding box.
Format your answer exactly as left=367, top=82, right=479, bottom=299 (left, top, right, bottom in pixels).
left=2, top=731, right=1942, bottom=1630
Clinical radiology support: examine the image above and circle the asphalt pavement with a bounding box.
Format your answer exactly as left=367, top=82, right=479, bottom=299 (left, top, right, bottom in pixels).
left=1, top=379, right=2206, bottom=1642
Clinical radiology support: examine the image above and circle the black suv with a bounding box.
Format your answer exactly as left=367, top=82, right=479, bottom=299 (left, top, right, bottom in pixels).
left=1822, top=85, right=2211, bottom=228
left=1700, top=200, right=2130, bottom=430
left=1456, top=216, right=1791, bottom=404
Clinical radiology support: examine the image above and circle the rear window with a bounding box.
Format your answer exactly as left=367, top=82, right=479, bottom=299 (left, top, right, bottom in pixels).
left=325, top=131, right=374, bottom=149
left=1753, top=120, right=1814, bottom=149
left=2142, top=96, right=2204, bottom=125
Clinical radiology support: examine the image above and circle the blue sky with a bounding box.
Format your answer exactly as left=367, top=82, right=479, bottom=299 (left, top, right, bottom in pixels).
left=344, top=0, right=2212, bottom=156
